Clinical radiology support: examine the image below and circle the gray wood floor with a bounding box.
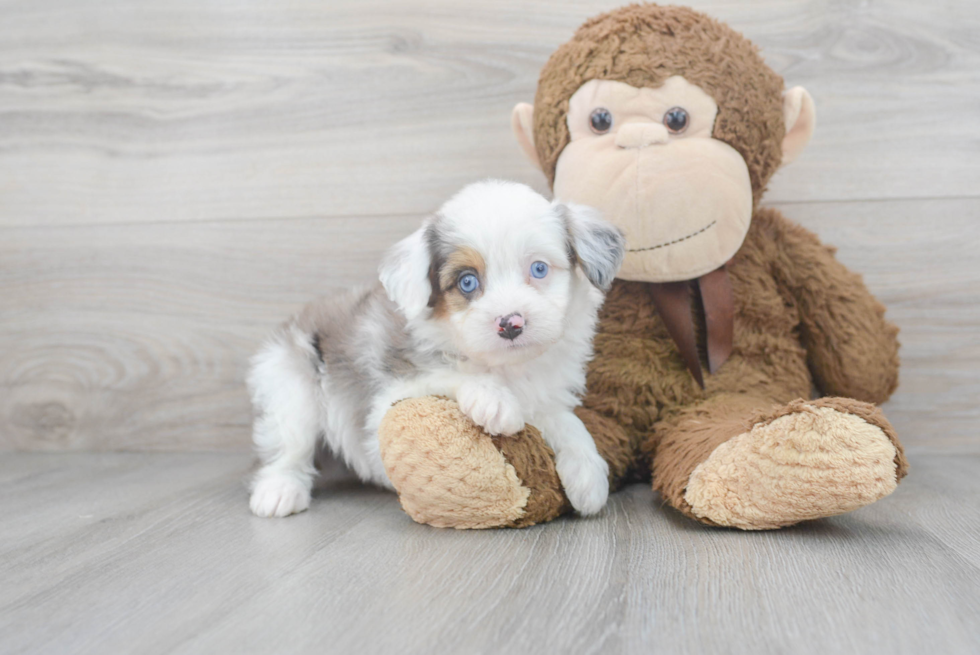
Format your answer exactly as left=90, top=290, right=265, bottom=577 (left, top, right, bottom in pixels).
left=1, top=451, right=978, bottom=655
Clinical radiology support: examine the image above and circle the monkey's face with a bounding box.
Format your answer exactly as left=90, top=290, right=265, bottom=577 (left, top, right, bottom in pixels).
left=551, top=77, right=752, bottom=283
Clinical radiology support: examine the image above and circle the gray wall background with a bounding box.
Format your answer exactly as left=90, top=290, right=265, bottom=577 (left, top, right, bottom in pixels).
left=1, top=0, right=978, bottom=452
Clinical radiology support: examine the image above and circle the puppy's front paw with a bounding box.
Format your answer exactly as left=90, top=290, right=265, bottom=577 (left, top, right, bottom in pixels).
left=556, top=450, right=609, bottom=516
left=457, top=380, right=525, bottom=436
left=250, top=475, right=311, bottom=518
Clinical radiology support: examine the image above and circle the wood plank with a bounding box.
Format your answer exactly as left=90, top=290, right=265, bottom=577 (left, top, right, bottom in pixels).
left=0, top=214, right=421, bottom=450
left=0, top=452, right=977, bottom=654
left=1, top=197, right=977, bottom=452
left=1, top=0, right=978, bottom=229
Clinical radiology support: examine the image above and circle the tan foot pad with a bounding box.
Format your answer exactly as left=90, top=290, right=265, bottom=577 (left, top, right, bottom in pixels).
left=684, top=402, right=901, bottom=530
left=378, top=397, right=531, bottom=529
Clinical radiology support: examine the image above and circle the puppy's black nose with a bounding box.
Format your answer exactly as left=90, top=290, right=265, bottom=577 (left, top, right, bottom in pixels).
left=497, top=313, right=524, bottom=340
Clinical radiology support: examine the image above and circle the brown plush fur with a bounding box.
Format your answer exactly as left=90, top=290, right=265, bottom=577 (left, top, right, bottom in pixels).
left=580, top=207, right=903, bottom=523
left=589, top=208, right=900, bottom=447
left=682, top=399, right=903, bottom=529
left=379, top=397, right=531, bottom=529
left=378, top=4, right=906, bottom=530
left=533, top=3, right=786, bottom=203
left=491, top=433, right=570, bottom=527
left=749, top=396, right=909, bottom=480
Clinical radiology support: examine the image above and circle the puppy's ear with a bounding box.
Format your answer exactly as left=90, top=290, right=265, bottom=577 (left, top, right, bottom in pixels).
left=379, top=224, right=433, bottom=321
left=558, top=202, right=625, bottom=291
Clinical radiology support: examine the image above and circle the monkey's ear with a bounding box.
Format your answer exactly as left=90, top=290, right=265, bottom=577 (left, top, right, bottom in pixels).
left=781, top=87, right=816, bottom=166
left=378, top=225, right=432, bottom=322
left=558, top=202, right=625, bottom=291
left=511, top=103, right=542, bottom=171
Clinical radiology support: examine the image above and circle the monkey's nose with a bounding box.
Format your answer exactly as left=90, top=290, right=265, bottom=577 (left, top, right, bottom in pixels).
left=615, top=123, right=669, bottom=149
left=497, top=313, right=524, bottom=340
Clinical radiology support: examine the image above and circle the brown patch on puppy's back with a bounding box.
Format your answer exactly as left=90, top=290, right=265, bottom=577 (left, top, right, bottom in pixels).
left=430, top=246, right=486, bottom=319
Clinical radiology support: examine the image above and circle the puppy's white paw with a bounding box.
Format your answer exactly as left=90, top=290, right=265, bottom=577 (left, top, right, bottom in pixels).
left=250, top=475, right=311, bottom=518
left=457, top=379, right=525, bottom=436
left=556, top=450, right=609, bottom=516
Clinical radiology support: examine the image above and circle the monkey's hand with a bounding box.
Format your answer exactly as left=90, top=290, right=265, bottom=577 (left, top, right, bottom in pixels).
left=766, top=208, right=900, bottom=404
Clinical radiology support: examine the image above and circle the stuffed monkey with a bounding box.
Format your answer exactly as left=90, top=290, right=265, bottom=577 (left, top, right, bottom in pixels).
left=377, top=3, right=908, bottom=530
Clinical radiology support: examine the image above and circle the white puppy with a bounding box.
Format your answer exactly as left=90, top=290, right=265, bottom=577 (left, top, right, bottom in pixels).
left=247, top=180, right=625, bottom=518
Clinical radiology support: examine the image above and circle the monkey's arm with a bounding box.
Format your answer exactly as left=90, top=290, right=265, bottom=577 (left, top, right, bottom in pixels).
left=761, top=208, right=900, bottom=404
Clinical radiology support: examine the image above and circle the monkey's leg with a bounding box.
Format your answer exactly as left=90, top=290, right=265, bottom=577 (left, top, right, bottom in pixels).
left=377, top=397, right=635, bottom=528
left=652, top=395, right=909, bottom=530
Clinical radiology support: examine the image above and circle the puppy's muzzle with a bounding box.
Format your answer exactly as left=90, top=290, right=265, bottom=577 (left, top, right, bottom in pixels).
left=497, top=313, right=524, bottom=340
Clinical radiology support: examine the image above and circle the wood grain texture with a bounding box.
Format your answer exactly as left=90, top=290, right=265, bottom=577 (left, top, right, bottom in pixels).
left=0, top=215, right=419, bottom=450
left=0, top=0, right=978, bottom=228
left=1, top=0, right=979, bottom=451
left=0, top=452, right=978, bottom=655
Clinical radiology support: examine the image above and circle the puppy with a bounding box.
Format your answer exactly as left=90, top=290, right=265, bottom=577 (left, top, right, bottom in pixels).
left=247, top=180, right=625, bottom=518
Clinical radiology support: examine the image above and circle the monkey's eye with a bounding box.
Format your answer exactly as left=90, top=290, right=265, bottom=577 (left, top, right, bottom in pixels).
left=663, top=107, right=689, bottom=134
left=530, top=261, right=549, bottom=279
left=589, top=108, right=613, bottom=134
left=457, top=273, right=479, bottom=294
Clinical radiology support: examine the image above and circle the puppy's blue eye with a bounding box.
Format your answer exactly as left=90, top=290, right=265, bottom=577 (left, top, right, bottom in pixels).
left=458, top=273, right=479, bottom=294
left=530, top=261, right=549, bottom=279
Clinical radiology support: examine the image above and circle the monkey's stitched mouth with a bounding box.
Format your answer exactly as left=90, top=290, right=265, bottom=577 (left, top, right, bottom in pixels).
left=626, top=220, right=717, bottom=253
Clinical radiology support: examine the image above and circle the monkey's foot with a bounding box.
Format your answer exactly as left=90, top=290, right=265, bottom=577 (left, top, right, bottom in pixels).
left=684, top=398, right=908, bottom=530
left=377, top=396, right=569, bottom=529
